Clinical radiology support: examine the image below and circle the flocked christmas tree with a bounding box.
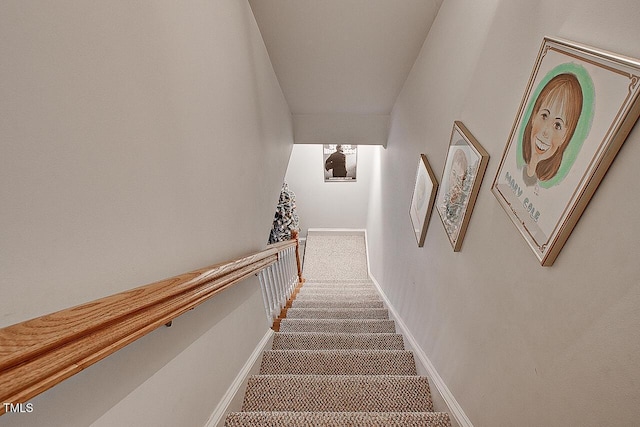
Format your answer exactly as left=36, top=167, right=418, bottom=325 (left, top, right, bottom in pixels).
left=268, top=182, right=300, bottom=244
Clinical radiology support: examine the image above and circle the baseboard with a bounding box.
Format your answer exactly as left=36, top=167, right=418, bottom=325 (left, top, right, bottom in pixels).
left=204, top=329, right=274, bottom=427
left=364, top=234, right=473, bottom=427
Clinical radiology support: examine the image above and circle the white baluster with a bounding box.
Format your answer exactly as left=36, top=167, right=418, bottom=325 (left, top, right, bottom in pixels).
left=258, top=270, right=272, bottom=323
left=289, top=246, right=296, bottom=293
left=285, top=248, right=293, bottom=298
left=276, top=254, right=286, bottom=308
left=268, top=265, right=281, bottom=316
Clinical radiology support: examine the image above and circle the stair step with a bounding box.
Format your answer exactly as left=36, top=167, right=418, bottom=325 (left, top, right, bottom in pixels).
left=225, top=411, right=452, bottom=426
left=300, top=283, right=376, bottom=289
left=272, top=332, right=406, bottom=350
left=291, top=300, right=384, bottom=309
left=260, top=350, right=416, bottom=375
left=242, top=375, right=434, bottom=412
left=285, top=308, right=388, bottom=319
left=297, top=289, right=380, bottom=297
left=279, top=319, right=396, bottom=333
left=302, top=282, right=376, bottom=289
left=294, top=293, right=382, bottom=302
left=301, top=282, right=376, bottom=288
left=304, top=279, right=373, bottom=286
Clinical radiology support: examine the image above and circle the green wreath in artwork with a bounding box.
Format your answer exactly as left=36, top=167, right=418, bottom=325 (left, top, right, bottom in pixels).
left=516, top=62, right=595, bottom=188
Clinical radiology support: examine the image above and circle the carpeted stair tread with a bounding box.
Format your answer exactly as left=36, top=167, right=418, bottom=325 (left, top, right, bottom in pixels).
left=272, top=332, right=406, bottom=350
left=242, top=375, right=434, bottom=412
left=285, top=308, right=388, bottom=319
left=301, top=283, right=377, bottom=289
left=259, top=350, right=417, bottom=375
left=305, top=279, right=374, bottom=284
left=225, top=411, right=452, bottom=426
left=294, top=293, right=382, bottom=302
left=298, top=286, right=379, bottom=293
left=291, top=300, right=385, bottom=309
left=300, top=282, right=377, bottom=288
left=279, top=319, right=396, bottom=333
left=296, top=289, right=381, bottom=300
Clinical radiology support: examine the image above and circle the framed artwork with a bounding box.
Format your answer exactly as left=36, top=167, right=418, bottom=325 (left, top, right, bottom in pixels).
left=410, top=154, right=438, bottom=247
left=323, top=144, right=357, bottom=182
left=492, top=37, right=640, bottom=266
left=436, top=121, right=489, bottom=251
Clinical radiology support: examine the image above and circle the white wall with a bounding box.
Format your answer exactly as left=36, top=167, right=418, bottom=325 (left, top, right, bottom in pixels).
left=0, top=1, right=292, bottom=425
left=285, top=144, right=376, bottom=235
left=367, top=1, right=640, bottom=426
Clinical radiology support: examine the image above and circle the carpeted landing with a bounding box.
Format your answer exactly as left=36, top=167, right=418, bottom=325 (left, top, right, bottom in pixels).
left=224, top=279, right=452, bottom=426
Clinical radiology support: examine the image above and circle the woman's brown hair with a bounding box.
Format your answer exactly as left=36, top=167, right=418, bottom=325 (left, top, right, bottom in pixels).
left=522, top=73, right=583, bottom=181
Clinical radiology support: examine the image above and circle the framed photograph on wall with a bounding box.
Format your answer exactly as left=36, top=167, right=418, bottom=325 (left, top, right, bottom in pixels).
left=410, top=154, right=438, bottom=247
left=492, top=37, right=640, bottom=266
left=436, top=121, right=489, bottom=251
left=323, top=144, right=357, bottom=182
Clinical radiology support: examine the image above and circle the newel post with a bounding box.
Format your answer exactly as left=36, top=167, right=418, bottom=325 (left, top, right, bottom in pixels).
left=292, top=230, right=303, bottom=284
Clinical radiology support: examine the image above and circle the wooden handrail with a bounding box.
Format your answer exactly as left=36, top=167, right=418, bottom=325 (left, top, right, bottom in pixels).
left=0, top=238, right=299, bottom=414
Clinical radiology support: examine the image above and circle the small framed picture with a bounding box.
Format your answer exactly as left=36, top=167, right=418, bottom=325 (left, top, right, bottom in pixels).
left=492, top=37, right=640, bottom=266
left=410, top=154, right=438, bottom=247
left=323, top=144, right=357, bottom=182
left=436, top=121, right=489, bottom=251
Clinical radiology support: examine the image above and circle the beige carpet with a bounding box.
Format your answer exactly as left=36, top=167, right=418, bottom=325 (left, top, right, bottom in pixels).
left=302, top=232, right=369, bottom=281
left=225, top=232, right=451, bottom=426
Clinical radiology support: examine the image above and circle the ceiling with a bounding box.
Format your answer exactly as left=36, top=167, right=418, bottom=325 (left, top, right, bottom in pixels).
left=249, top=0, right=442, bottom=145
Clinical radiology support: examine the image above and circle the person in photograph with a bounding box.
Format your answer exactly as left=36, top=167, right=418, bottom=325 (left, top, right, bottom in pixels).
left=521, top=73, right=583, bottom=187
left=325, top=144, right=347, bottom=177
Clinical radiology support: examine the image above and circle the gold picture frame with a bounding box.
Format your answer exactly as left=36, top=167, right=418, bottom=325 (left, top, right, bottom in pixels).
left=410, top=154, right=438, bottom=247
left=436, top=121, right=489, bottom=251
left=492, top=37, right=640, bottom=266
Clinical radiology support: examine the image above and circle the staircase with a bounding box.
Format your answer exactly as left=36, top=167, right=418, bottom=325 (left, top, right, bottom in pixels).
left=224, top=233, right=452, bottom=426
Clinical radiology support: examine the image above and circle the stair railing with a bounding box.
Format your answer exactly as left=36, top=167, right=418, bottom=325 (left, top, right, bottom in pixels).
left=0, top=236, right=303, bottom=416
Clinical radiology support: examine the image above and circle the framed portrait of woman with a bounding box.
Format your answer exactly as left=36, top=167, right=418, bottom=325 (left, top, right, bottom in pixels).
left=492, top=37, right=640, bottom=266
left=436, top=122, right=489, bottom=252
